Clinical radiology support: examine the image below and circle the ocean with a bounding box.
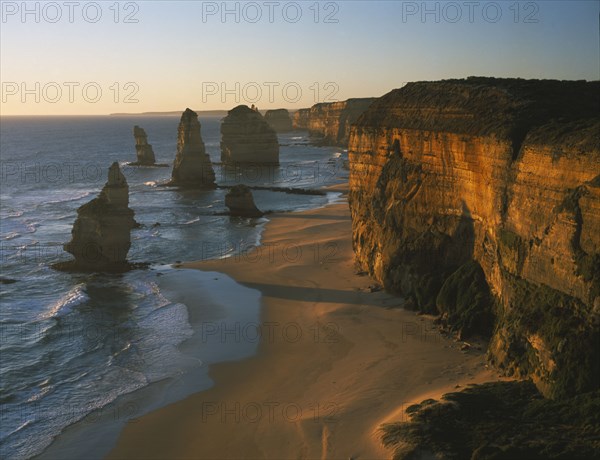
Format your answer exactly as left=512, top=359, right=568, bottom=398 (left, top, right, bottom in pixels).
left=0, top=115, right=347, bottom=459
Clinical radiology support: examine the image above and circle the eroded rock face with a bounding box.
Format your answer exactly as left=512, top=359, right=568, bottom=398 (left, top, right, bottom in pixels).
left=264, top=109, right=293, bottom=132
left=225, top=185, right=264, bottom=217
left=220, top=105, right=279, bottom=164
left=170, top=108, right=216, bottom=188
left=62, top=162, right=136, bottom=271
left=292, top=108, right=310, bottom=130
left=132, top=125, right=156, bottom=165
left=294, top=98, right=376, bottom=146
left=348, top=77, right=600, bottom=398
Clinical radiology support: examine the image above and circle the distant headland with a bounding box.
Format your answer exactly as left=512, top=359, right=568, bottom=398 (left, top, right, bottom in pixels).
left=109, top=109, right=230, bottom=117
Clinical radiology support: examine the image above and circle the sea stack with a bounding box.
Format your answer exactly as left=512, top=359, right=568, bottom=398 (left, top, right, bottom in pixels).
left=60, top=162, right=136, bottom=272
left=220, top=105, right=279, bottom=164
left=225, top=185, right=264, bottom=218
left=264, top=109, right=293, bottom=132
left=170, top=108, right=216, bottom=188
left=132, top=125, right=156, bottom=165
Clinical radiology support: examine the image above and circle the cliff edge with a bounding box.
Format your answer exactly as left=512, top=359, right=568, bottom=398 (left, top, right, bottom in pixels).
left=348, top=77, right=600, bottom=399
left=293, top=98, right=376, bottom=146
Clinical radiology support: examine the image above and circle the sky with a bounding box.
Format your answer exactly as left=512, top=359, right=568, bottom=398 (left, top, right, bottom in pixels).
left=1, top=0, right=598, bottom=115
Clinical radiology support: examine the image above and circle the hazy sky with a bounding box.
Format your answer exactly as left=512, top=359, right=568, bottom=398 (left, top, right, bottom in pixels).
left=1, top=0, right=598, bottom=115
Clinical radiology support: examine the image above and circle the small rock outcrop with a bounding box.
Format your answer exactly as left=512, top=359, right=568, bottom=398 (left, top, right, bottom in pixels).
left=220, top=105, right=279, bottom=164
left=264, top=109, right=293, bottom=132
left=170, top=108, right=216, bottom=188
left=131, top=125, right=156, bottom=165
left=59, top=162, right=136, bottom=272
left=225, top=185, right=264, bottom=217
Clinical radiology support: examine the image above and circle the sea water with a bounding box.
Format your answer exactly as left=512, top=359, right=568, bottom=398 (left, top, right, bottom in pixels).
left=0, top=115, right=347, bottom=459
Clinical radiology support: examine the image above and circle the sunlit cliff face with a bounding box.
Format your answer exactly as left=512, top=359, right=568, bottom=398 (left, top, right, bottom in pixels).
left=348, top=79, right=600, bottom=398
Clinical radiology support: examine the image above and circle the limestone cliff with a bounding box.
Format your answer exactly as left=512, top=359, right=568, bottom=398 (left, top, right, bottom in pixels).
left=225, top=185, right=264, bottom=218
left=170, top=108, right=216, bottom=188
left=294, top=98, right=376, bottom=146
left=60, top=162, right=136, bottom=272
left=264, top=109, right=293, bottom=132
left=220, top=105, right=279, bottom=164
left=292, top=108, right=310, bottom=129
left=348, top=77, right=600, bottom=398
left=131, top=125, right=156, bottom=165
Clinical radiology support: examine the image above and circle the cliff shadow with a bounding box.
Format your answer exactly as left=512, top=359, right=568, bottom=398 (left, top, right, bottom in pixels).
left=273, top=213, right=351, bottom=221
left=434, top=201, right=496, bottom=339
left=446, top=200, right=475, bottom=266
left=398, top=201, right=477, bottom=313
left=237, top=282, right=388, bottom=307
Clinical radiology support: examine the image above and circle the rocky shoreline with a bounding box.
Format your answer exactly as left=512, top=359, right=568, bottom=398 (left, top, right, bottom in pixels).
left=349, top=77, right=599, bottom=399
left=47, top=79, right=599, bottom=458
left=293, top=98, right=376, bottom=147
left=347, top=77, right=599, bottom=455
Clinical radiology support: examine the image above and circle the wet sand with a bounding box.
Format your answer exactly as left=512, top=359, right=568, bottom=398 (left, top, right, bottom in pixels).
left=108, top=194, right=502, bottom=459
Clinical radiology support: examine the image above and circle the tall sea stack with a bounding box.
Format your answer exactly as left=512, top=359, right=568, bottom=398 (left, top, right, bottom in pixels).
left=170, top=108, right=216, bottom=188
left=220, top=105, right=279, bottom=164
left=264, top=109, right=293, bottom=132
left=132, top=125, right=156, bottom=165
left=60, top=162, right=136, bottom=272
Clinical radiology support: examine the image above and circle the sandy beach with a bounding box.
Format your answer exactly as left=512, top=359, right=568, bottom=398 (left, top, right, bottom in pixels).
left=108, top=189, right=504, bottom=459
